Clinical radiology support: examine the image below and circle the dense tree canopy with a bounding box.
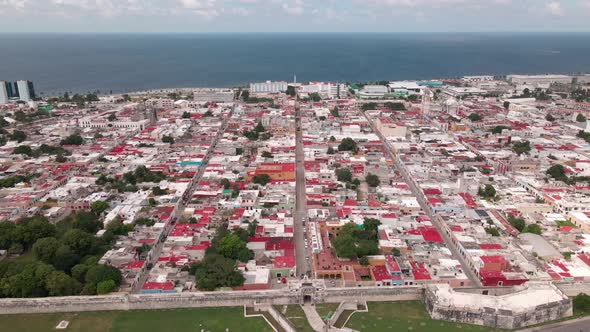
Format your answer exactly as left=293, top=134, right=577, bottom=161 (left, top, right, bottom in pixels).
left=333, top=219, right=381, bottom=260
left=338, top=137, right=358, bottom=152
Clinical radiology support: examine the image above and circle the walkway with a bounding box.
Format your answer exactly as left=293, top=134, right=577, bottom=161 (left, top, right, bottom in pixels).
left=302, top=304, right=326, bottom=332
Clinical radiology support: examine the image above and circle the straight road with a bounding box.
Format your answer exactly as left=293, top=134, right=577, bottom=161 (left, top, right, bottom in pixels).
left=294, top=99, right=311, bottom=277
left=133, top=107, right=233, bottom=293
left=360, top=106, right=482, bottom=287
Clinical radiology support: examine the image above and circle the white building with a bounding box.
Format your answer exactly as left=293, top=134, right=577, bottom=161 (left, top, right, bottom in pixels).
left=193, top=88, right=234, bottom=102
left=300, top=82, right=346, bottom=99
left=0, top=81, right=8, bottom=104
left=388, top=81, right=424, bottom=96
left=507, top=74, right=573, bottom=85
left=358, top=85, right=389, bottom=99
left=78, top=114, right=149, bottom=130
left=462, top=76, right=494, bottom=82
left=16, top=80, right=34, bottom=102
left=250, top=81, right=288, bottom=94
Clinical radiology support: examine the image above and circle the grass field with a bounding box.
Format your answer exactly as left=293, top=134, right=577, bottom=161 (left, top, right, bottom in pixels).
left=0, top=307, right=273, bottom=332
left=346, top=301, right=505, bottom=332
left=315, top=303, right=340, bottom=321
left=275, top=305, right=314, bottom=332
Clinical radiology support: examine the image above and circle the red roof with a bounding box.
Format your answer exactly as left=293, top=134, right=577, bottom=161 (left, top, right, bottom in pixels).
left=479, top=244, right=503, bottom=250
left=274, top=256, right=296, bottom=268
left=142, top=281, right=175, bottom=291
left=372, top=265, right=391, bottom=281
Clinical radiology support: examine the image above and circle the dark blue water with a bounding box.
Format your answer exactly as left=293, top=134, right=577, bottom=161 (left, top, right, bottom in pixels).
left=1, top=33, right=589, bottom=95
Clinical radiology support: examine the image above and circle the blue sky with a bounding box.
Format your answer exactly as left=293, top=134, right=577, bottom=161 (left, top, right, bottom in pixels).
left=0, top=0, right=589, bottom=32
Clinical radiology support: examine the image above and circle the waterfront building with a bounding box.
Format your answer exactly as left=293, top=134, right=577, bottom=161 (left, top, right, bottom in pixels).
left=250, top=81, right=288, bottom=94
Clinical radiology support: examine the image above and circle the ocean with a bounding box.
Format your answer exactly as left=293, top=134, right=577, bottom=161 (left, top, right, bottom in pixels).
left=1, top=33, right=589, bottom=95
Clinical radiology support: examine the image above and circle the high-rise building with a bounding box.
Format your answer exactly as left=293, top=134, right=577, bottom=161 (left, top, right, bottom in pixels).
left=0, top=81, right=9, bottom=104
left=250, top=81, right=288, bottom=94
left=16, top=80, right=35, bottom=101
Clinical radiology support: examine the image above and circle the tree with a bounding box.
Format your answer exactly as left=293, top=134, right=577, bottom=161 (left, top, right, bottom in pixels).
left=363, top=218, right=381, bottom=240
left=338, top=137, right=357, bottom=152
left=189, top=254, right=245, bottom=291
left=60, top=134, right=84, bottom=146
left=85, top=264, right=122, bottom=287
left=254, top=122, right=266, bottom=133
left=62, top=229, right=94, bottom=255
left=507, top=216, right=526, bottom=232
left=13, top=217, right=56, bottom=249
left=236, top=148, right=243, bottom=155
left=162, top=135, right=174, bottom=144
left=491, top=126, right=509, bottom=134
left=468, top=113, right=482, bottom=122
left=286, top=86, right=296, bottom=97
left=96, top=279, right=117, bottom=294
left=252, top=174, right=271, bottom=186
left=71, top=264, right=91, bottom=283
left=359, top=256, right=369, bottom=266
left=107, top=114, right=117, bottom=122
left=546, top=164, right=568, bottom=182
left=248, top=220, right=259, bottom=237
left=32, top=237, right=60, bottom=264
left=91, top=200, right=109, bottom=215
left=335, top=168, right=352, bottom=182
left=52, top=245, right=80, bottom=272
left=573, top=293, right=590, bottom=314
left=485, top=227, right=500, bottom=237
left=45, top=271, right=81, bottom=296
left=545, top=114, right=555, bottom=122
left=261, top=151, right=273, bottom=159
left=182, top=111, right=191, bottom=119
left=218, top=234, right=253, bottom=262
left=72, top=211, right=102, bottom=234
left=12, top=145, right=34, bottom=156
left=330, top=108, right=340, bottom=117
left=577, top=114, right=587, bottom=122
left=478, top=184, right=496, bottom=199
left=220, top=178, right=231, bottom=190
left=55, top=154, right=67, bottom=163
left=8, top=243, right=24, bottom=255
left=502, top=101, right=510, bottom=109
left=365, top=173, right=380, bottom=187
left=10, top=130, right=27, bottom=143
left=524, top=224, right=542, bottom=235
left=327, top=147, right=335, bottom=155
left=241, top=90, right=250, bottom=101
left=512, top=140, right=531, bottom=156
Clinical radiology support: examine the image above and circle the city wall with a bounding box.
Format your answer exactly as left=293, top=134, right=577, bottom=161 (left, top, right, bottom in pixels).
left=0, top=286, right=423, bottom=315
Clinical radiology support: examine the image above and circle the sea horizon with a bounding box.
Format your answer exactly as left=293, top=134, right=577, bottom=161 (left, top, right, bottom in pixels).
left=1, top=32, right=589, bottom=95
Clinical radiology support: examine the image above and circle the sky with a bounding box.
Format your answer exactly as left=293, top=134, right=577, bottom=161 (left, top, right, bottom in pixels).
left=0, top=0, right=589, bottom=33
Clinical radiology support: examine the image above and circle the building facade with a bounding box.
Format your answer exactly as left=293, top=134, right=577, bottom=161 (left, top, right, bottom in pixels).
left=250, top=81, right=288, bottom=94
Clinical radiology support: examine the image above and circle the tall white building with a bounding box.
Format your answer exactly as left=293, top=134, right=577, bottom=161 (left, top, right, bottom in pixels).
left=250, top=81, right=288, bottom=94
left=0, top=81, right=8, bottom=104
left=300, top=82, right=346, bottom=99
left=507, top=75, right=572, bottom=85
left=16, top=80, right=35, bottom=102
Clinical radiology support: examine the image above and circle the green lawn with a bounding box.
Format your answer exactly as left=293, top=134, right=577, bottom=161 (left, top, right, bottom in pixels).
left=277, top=305, right=314, bottom=332
left=0, top=307, right=273, bottom=332
left=315, top=303, right=340, bottom=321
left=346, top=301, right=505, bottom=332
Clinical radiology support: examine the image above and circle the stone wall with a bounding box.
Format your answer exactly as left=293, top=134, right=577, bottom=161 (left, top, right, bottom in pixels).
left=0, top=286, right=423, bottom=315
left=556, top=282, right=590, bottom=297
left=425, top=283, right=573, bottom=330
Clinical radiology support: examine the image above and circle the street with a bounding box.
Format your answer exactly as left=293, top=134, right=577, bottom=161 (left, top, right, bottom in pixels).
left=360, top=106, right=482, bottom=287
left=294, top=99, right=311, bottom=277
left=133, top=107, right=233, bottom=293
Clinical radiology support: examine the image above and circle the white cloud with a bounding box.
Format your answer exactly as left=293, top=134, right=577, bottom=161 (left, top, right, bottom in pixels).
left=544, top=1, right=564, bottom=16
